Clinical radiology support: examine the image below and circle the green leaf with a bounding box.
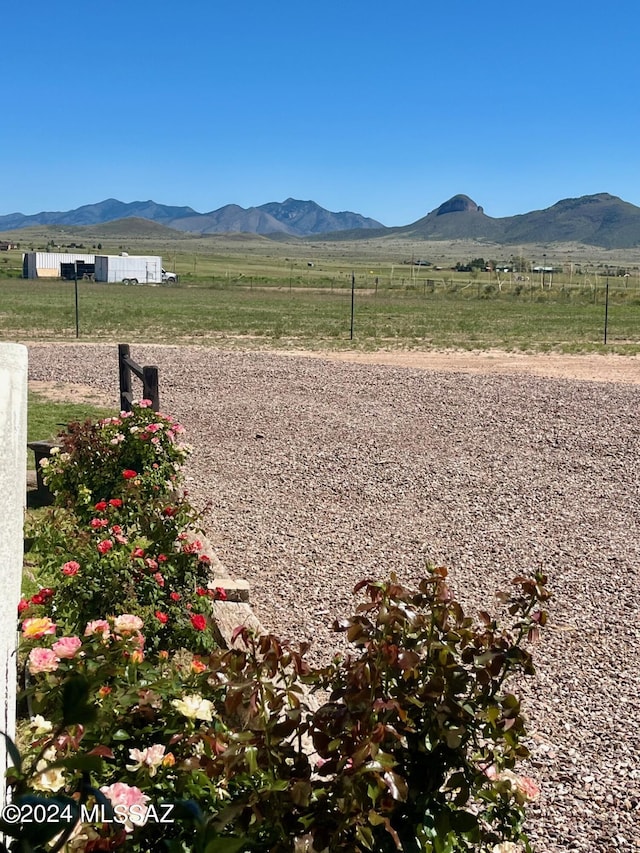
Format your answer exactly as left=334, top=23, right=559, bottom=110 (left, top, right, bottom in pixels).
left=112, top=729, right=131, bottom=741
left=450, top=809, right=479, bottom=834
left=54, top=754, right=104, bottom=774
left=0, top=731, right=22, bottom=773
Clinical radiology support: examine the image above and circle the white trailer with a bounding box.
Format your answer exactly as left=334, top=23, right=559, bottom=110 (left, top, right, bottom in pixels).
left=94, top=255, right=177, bottom=285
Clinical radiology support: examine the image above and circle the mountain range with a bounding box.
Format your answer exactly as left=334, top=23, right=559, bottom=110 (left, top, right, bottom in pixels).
left=0, top=198, right=383, bottom=238
left=2, top=193, right=640, bottom=248
left=380, top=193, right=640, bottom=249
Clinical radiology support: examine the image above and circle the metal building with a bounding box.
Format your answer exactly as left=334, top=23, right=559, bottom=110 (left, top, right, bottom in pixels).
left=22, top=252, right=96, bottom=279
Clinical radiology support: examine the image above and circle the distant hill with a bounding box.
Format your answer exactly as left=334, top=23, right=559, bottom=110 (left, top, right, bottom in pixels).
left=3, top=193, right=640, bottom=247
left=394, top=195, right=504, bottom=241
left=498, top=194, right=640, bottom=248
left=89, top=217, right=185, bottom=238
left=391, top=192, right=640, bottom=248
left=0, top=198, right=384, bottom=238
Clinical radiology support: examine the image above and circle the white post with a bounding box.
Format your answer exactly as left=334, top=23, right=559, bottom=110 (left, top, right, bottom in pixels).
left=0, top=344, right=27, bottom=805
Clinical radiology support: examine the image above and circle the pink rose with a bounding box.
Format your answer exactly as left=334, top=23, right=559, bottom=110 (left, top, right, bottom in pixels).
left=516, top=776, right=540, bottom=801
left=28, top=647, right=59, bottom=675
left=99, top=783, right=150, bottom=832
left=126, top=744, right=166, bottom=776
left=52, top=636, right=82, bottom=659
left=97, top=540, right=113, bottom=554
left=85, top=619, right=111, bottom=638
left=113, top=614, right=144, bottom=634
left=62, top=561, right=80, bottom=576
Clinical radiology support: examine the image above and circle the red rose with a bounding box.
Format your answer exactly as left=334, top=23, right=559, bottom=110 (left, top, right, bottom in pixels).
left=109, top=498, right=123, bottom=508
left=122, top=469, right=138, bottom=480
left=214, top=587, right=228, bottom=601
left=30, top=594, right=44, bottom=605
left=94, top=501, right=108, bottom=511
left=196, top=587, right=209, bottom=597
left=162, top=506, right=176, bottom=517
left=97, top=540, right=113, bottom=554
left=132, top=548, right=145, bottom=559
left=18, top=599, right=30, bottom=614
left=155, top=611, right=169, bottom=624
left=190, top=614, right=206, bottom=631
left=170, top=592, right=181, bottom=602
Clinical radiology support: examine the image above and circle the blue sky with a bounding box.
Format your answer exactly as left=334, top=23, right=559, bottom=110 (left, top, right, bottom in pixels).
left=3, top=0, right=639, bottom=226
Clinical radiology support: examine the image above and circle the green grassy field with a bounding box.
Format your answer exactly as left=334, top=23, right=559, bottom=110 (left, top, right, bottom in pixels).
left=2, top=276, right=640, bottom=353
left=27, top=391, right=112, bottom=443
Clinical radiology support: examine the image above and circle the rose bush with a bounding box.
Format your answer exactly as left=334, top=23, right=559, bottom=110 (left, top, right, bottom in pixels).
left=9, top=402, right=548, bottom=851
left=24, top=402, right=220, bottom=654
left=23, top=502, right=220, bottom=654
left=39, top=401, right=189, bottom=519
left=8, top=569, right=548, bottom=853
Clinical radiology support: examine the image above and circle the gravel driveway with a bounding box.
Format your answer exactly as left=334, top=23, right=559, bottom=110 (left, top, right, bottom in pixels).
left=27, top=343, right=640, bottom=852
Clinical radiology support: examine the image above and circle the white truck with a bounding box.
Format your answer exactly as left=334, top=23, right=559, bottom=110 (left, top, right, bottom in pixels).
left=94, top=254, right=177, bottom=285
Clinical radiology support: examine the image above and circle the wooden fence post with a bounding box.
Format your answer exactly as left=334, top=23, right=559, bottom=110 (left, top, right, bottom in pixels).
left=118, top=343, right=133, bottom=412
left=0, top=344, right=27, bottom=808
left=142, top=365, right=160, bottom=411
left=119, top=345, right=160, bottom=412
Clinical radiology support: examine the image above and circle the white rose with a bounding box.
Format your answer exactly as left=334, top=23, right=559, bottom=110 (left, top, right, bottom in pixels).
left=172, top=694, right=213, bottom=721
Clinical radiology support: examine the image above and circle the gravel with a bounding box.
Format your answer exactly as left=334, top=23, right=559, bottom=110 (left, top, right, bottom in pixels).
left=27, top=343, right=640, bottom=852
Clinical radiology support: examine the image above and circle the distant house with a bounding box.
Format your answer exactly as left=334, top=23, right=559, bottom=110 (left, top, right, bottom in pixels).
left=0, top=241, right=18, bottom=251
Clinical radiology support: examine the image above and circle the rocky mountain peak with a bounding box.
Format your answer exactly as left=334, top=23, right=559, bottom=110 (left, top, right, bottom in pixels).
left=435, top=195, right=483, bottom=216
